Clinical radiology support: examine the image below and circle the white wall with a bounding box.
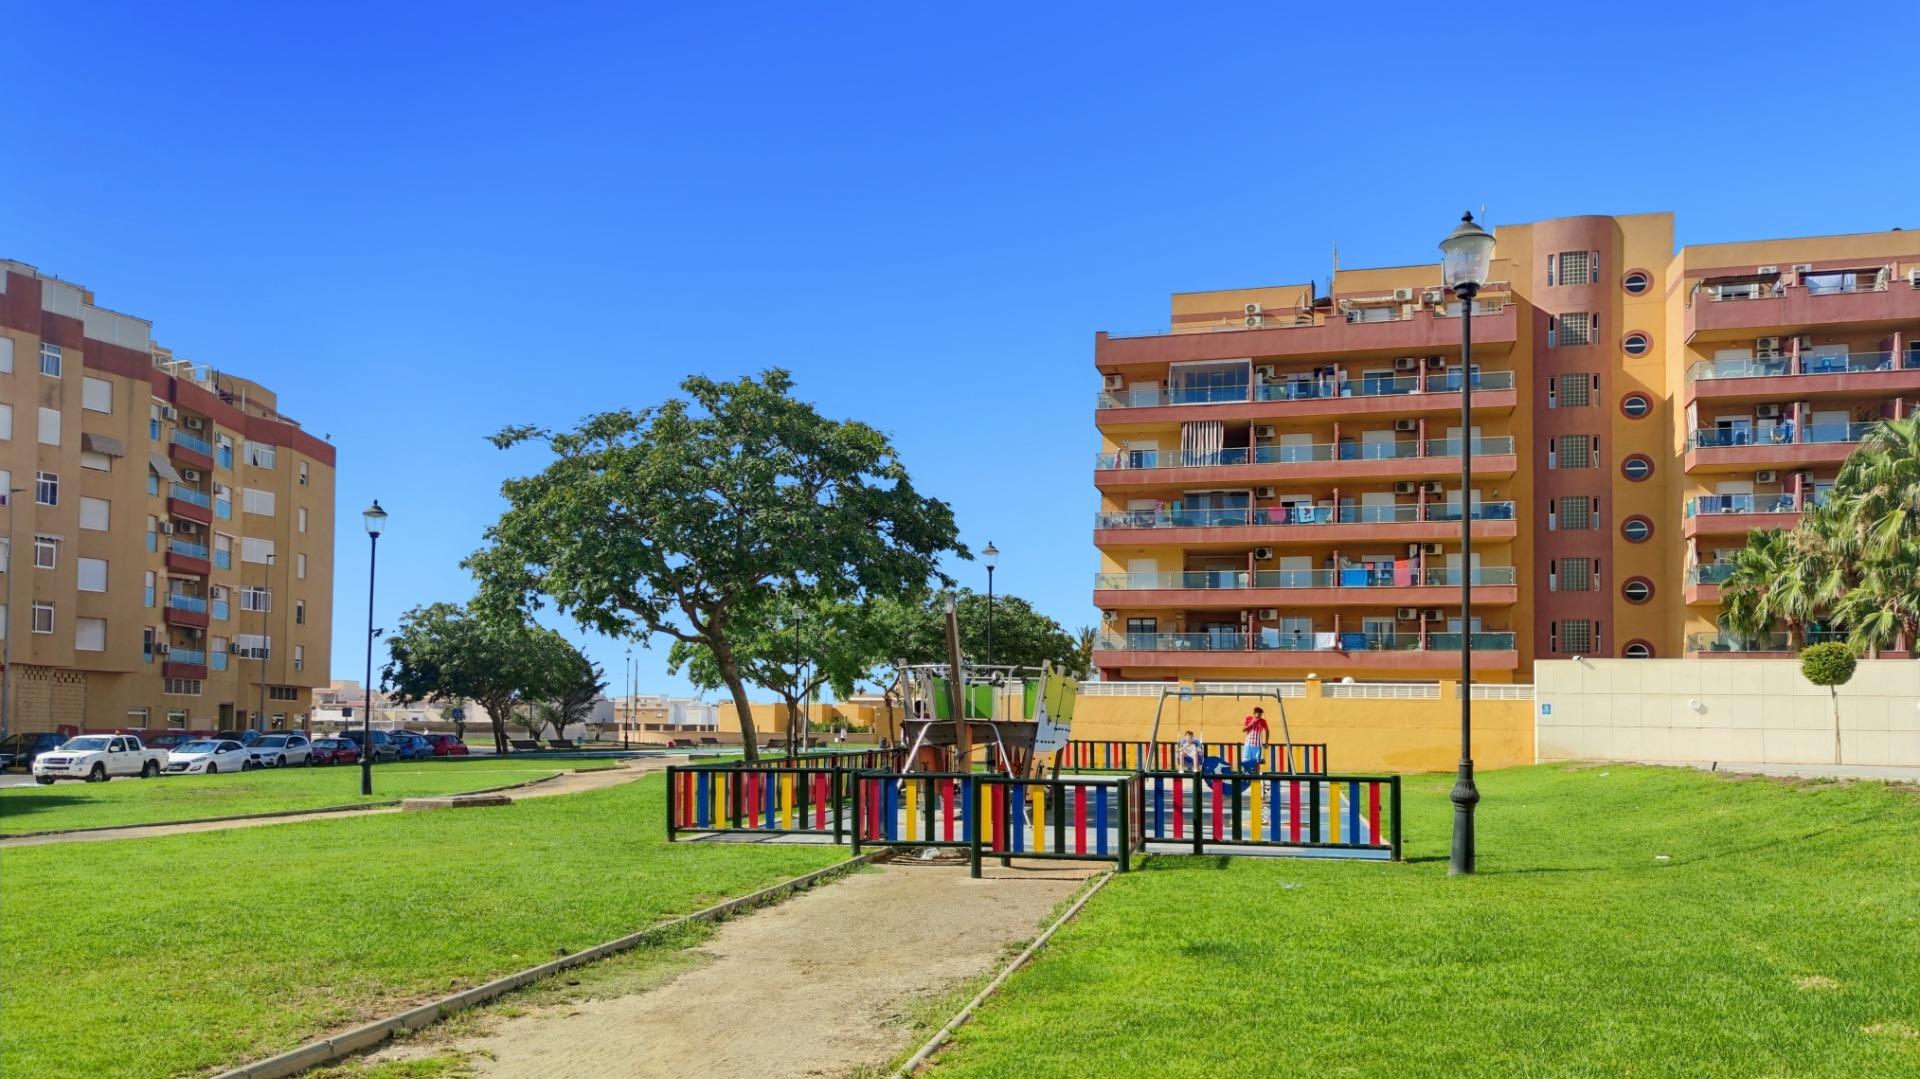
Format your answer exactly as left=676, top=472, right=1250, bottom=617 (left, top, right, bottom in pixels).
left=1536, top=659, right=1920, bottom=768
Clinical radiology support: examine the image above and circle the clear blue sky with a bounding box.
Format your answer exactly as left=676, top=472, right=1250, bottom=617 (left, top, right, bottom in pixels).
left=5, top=3, right=1916, bottom=700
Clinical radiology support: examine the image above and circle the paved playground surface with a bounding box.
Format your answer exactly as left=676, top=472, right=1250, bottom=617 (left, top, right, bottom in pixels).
left=371, top=858, right=1099, bottom=1078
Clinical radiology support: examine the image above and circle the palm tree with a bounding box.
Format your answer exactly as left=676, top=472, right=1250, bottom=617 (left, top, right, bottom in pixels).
left=1719, top=529, right=1806, bottom=648
left=1074, top=625, right=1099, bottom=679
left=1825, top=417, right=1920, bottom=651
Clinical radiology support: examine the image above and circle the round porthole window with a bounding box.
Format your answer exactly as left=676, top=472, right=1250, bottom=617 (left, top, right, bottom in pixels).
left=1623, top=640, right=1654, bottom=658
left=1622, top=577, right=1654, bottom=604
left=1622, top=331, right=1652, bottom=357
left=1621, top=455, right=1654, bottom=482
left=1622, top=269, right=1652, bottom=295
left=1621, top=393, right=1652, bottom=419
left=1621, top=515, right=1654, bottom=543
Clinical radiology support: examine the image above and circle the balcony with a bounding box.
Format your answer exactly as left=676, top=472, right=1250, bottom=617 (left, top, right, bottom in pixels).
left=1684, top=423, right=1876, bottom=474
left=1683, top=562, right=1736, bottom=605
left=1683, top=493, right=1804, bottom=538
left=163, top=592, right=210, bottom=629
left=1685, top=349, right=1920, bottom=405
left=1094, top=437, right=1518, bottom=491
left=1092, top=566, right=1519, bottom=609
left=1095, top=371, right=1517, bottom=426
left=1097, top=297, right=1518, bottom=367
left=1683, top=629, right=1851, bottom=656
left=169, top=430, right=215, bottom=470
left=1684, top=274, right=1920, bottom=343
left=164, top=537, right=211, bottom=576
left=167, top=482, right=213, bottom=525
left=1092, top=630, right=1519, bottom=673
left=1092, top=502, right=1519, bottom=549
left=163, top=648, right=209, bottom=680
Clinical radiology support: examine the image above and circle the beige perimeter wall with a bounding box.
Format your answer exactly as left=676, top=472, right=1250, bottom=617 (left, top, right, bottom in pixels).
left=1536, top=659, right=1920, bottom=768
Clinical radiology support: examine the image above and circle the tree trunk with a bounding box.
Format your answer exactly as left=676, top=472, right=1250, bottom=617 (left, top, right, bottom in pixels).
left=1831, top=685, right=1842, bottom=765
left=783, top=696, right=804, bottom=754
left=711, top=638, right=760, bottom=761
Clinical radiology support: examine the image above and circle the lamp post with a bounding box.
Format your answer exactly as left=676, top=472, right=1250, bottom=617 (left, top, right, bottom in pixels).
left=359, top=501, right=387, bottom=796
left=0, top=487, right=23, bottom=743
left=624, top=645, right=633, bottom=750
left=982, top=542, right=999, bottom=665
left=1439, top=211, right=1496, bottom=876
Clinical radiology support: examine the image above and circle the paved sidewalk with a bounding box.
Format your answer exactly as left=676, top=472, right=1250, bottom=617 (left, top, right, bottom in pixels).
left=1690, top=760, right=1920, bottom=783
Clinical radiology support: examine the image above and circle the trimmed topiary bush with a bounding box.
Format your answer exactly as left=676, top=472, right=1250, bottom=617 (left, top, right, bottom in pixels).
left=1800, top=642, right=1857, bottom=764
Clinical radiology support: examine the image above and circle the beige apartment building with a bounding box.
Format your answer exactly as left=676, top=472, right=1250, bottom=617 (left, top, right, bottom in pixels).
left=0, top=260, right=336, bottom=733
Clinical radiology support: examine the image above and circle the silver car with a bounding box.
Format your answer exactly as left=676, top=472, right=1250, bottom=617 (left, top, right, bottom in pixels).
left=248, top=733, right=313, bottom=768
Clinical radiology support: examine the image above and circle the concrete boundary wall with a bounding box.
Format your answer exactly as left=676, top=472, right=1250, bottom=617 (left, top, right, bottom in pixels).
left=1535, top=659, right=1920, bottom=768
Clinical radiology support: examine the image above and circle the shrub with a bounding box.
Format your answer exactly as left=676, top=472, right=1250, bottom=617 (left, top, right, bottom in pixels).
left=1800, top=642, right=1857, bottom=688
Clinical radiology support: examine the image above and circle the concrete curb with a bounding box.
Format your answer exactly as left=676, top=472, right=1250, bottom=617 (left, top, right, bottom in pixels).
left=212, top=851, right=887, bottom=1079
left=894, top=869, right=1115, bottom=1076
left=0, top=770, right=575, bottom=840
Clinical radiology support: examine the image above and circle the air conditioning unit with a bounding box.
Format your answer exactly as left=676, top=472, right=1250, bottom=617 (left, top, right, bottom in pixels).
left=1394, top=419, right=1418, bottom=433
left=1407, top=544, right=1423, bottom=557
left=1245, top=315, right=1265, bottom=328
left=1756, top=265, right=1777, bottom=275
left=1101, top=610, right=1117, bottom=622
left=1394, top=356, right=1419, bottom=371
left=1256, top=365, right=1276, bottom=380
left=1254, top=486, right=1276, bottom=499
left=1422, top=543, right=1444, bottom=555
left=1426, top=356, right=1446, bottom=369
left=1253, top=424, right=1276, bottom=440
left=1755, top=404, right=1781, bottom=419
left=1102, top=373, right=1124, bottom=390
left=1909, top=269, right=1920, bottom=288
left=1252, top=547, right=1274, bottom=561
left=1794, top=334, right=1814, bottom=349
left=1792, top=263, right=1814, bottom=274
left=1755, top=470, right=1778, bottom=483
left=184, top=416, right=205, bottom=430
left=158, top=521, right=175, bottom=534
left=1423, top=608, right=1445, bottom=621
left=1754, top=336, right=1783, bottom=357
left=161, top=406, right=179, bottom=421
left=1393, top=481, right=1416, bottom=495
left=1397, top=607, right=1419, bottom=621
left=181, top=469, right=202, bottom=482
left=1422, top=289, right=1445, bottom=306
left=1423, top=481, right=1443, bottom=495
left=1256, top=608, right=1278, bottom=620
left=157, top=643, right=171, bottom=655
left=1392, top=288, right=1414, bottom=302
left=1244, top=303, right=1263, bottom=316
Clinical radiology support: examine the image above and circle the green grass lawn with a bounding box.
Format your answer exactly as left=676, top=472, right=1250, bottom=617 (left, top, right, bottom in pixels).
left=930, top=765, right=1920, bottom=1077
left=0, top=772, right=844, bottom=1079
left=0, top=758, right=615, bottom=835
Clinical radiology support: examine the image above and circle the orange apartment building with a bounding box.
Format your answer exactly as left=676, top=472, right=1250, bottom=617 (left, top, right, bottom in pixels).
left=1090, top=213, right=1920, bottom=682
left=1, top=260, right=337, bottom=733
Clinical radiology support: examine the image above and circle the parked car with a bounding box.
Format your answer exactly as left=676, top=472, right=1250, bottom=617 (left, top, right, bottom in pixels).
left=0, top=731, right=73, bottom=772
left=33, top=735, right=168, bottom=783
left=145, top=733, right=198, bottom=752
left=336, top=729, right=399, bottom=762
left=389, top=731, right=434, bottom=761
left=248, top=733, right=313, bottom=768
left=422, top=733, right=470, bottom=757
left=309, top=738, right=360, bottom=766
left=214, top=730, right=268, bottom=748
left=164, top=740, right=254, bottom=775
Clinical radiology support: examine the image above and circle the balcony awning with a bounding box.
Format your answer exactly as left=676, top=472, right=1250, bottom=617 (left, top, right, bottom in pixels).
left=82, top=433, right=126, bottom=457
left=148, top=452, right=182, bottom=484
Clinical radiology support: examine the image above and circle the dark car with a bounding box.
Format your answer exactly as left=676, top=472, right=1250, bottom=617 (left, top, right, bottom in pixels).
left=214, top=730, right=268, bottom=748
left=146, top=733, right=197, bottom=752
left=388, top=731, right=434, bottom=761
left=336, top=729, right=399, bottom=762
left=422, top=733, right=470, bottom=757
left=0, top=732, right=72, bottom=771
left=309, top=738, right=360, bottom=766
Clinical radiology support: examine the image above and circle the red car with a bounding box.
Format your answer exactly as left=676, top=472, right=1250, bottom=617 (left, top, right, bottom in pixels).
left=310, top=738, right=361, bottom=766
left=423, top=734, right=470, bottom=757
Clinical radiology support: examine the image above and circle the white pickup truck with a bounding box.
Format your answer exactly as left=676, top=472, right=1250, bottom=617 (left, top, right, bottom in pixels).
left=32, top=734, right=169, bottom=784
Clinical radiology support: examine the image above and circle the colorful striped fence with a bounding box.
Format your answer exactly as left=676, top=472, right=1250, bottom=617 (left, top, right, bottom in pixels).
left=739, top=748, right=905, bottom=772
left=665, top=764, right=852, bottom=842
left=847, top=771, right=1144, bottom=875
left=1136, top=771, right=1401, bottom=858
left=1054, top=741, right=1327, bottom=774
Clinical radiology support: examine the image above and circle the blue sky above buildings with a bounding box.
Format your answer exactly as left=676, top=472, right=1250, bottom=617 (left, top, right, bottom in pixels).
left=5, top=3, right=1916, bottom=698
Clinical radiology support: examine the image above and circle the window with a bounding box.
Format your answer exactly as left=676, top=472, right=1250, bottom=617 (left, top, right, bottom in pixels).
left=233, top=634, right=271, bottom=659
left=1621, top=393, right=1652, bottom=419
left=242, top=488, right=276, bottom=516
left=0, top=403, right=10, bottom=440
left=245, top=441, right=276, bottom=469
left=294, top=599, right=305, bottom=625
left=128, top=707, right=151, bottom=727
left=212, top=586, right=229, bottom=621
left=239, top=587, right=272, bottom=612
left=82, top=376, right=113, bottom=413
left=297, top=507, right=307, bottom=533
left=1560, top=619, right=1594, bottom=654
left=143, top=626, right=155, bottom=662
left=214, top=533, right=232, bottom=570
left=1556, top=312, right=1592, bottom=346
left=216, top=435, right=234, bottom=470
left=1622, top=578, right=1654, bottom=604
left=1555, top=436, right=1594, bottom=470
left=270, top=685, right=299, bottom=702
left=212, top=636, right=229, bottom=671
left=1622, top=332, right=1651, bottom=358
left=1621, top=455, right=1654, bottom=481
left=145, top=515, right=159, bottom=552
left=33, top=536, right=58, bottom=569
left=31, top=602, right=53, bottom=634
left=145, top=570, right=156, bottom=608
left=1556, top=497, right=1592, bottom=531
left=75, top=617, right=107, bottom=651
left=37, top=407, right=60, bottom=446
left=298, top=461, right=308, bottom=486
left=77, top=557, right=107, bottom=592
left=215, top=484, right=232, bottom=520
left=242, top=537, right=275, bottom=564
left=1622, top=270, right=1651, bottom=295
left=0, top=336, right=10, bottom=373
left=296, top=553, right=307, bottom=579
left=40, top=343, right=61, bottom=377
left=1557, top=558, right=1593, bottom=592
left=148, top=471, right=159, bottom=496
left=163, top=678, right=203, bottom=696
left=293, top=644, right=304, bottom=672
left=81, top=450, right=111, bottom=472
left=166, top=709, right=189, bottom=727
left=1551, top=374, right=1594, bottom=408
left=79, top=496, right=110, bottom=531
left=1621, top=516, right=1654, bottom=543
left=1554, top=251, right=1593, bottom=286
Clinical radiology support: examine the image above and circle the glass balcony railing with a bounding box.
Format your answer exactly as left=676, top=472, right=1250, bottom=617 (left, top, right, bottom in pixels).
left=1428, top=370, right=1516, bottom=392
left=1094, top=500, right=1518, bottom=530
left=167, top=538, right=210, bottom=560
left=1423, top=501, right=1517, bottom=522
left=171, top=430, right=214, bottom=456
left=1096, top=436, right=1513, bottom=470
left=166, top=593, right=209, bottom=613
left=168, top=483, right=212, bottom=508
left=1805, top=421, right=1878, bottom=445
left=1420, top=567, right=1519, bottom=586
left=166, top=647, right=208, bottom=666
left=1687, top=563, right=1737, bottom=585
left=1686, top=631, right=1789, bottom=653
left=1098, top=370, right=1519, bottom=409
left=1684, top=494, right=1800, bottom=517
left=1099, top=631, right=1516, bottom=653
left=1424, top=437, right=1515, bottom=457
left=1094, top=566, right=1516, bottom=590
left=1686, top=350, right=1920, bottom=384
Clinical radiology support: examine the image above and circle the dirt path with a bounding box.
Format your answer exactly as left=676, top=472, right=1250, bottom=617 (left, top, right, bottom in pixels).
left=379, top=859, right=1098, bottom=1079
left=0, top=757, right=682, bottom=849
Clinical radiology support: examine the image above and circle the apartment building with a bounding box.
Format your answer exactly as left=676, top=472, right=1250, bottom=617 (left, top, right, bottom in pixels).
left=0, top=260, right=336, bottom=732
left=1090, top=214, right=1920, bottom=681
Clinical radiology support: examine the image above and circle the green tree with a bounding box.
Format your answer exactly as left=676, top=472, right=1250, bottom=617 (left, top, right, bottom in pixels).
left=1800, top=642, right=1858, bottom=764
left=1719, top=530, right=1815, bottom=649
left=1073, top=625, right=1099, bottom=679
left=669, top=591, right=884, bottom=748
left=870, top=589, right=1077, bottom=672
left=1827, top=417, right=1920, bottom=652
left=382, top=601, right=553, bottom=755
left=540, top=642, right=608, bottom=742
left=466, top=370, right=964, bottom=760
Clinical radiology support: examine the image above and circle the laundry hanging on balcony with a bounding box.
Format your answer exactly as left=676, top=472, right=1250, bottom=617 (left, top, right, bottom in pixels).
left=1180, top=420, right=1225, bottom=467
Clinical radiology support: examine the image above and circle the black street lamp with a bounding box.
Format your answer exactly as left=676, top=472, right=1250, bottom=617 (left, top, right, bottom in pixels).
left=982, top=541, right=999, bottom=665
left=359, top=500, right=387, bottom=796
left=1439, top=211, right=1496, bottom=876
